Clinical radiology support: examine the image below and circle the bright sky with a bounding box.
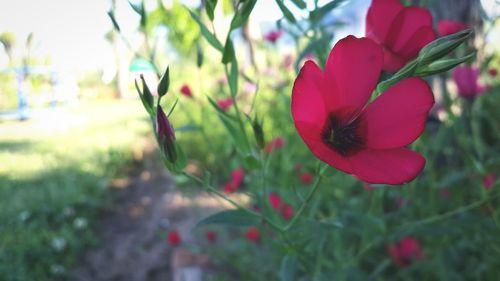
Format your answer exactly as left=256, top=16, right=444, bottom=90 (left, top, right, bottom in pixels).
left=0, top=0, right=367, bottom=73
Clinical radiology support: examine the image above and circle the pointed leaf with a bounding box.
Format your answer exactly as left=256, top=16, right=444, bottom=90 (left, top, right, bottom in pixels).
left=230, top=0, right=257, bottom=30
left=275, top=0, right=296, bottom=23
left=187, top=8, right=224, bottom=52
left=205, top=0, right=218, bottom=21
left=196, top=209, right=260, bottom=228
left=157, top=66, right=170, bottom=98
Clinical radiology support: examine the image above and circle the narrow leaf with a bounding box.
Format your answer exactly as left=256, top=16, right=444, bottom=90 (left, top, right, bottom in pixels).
left=280, top=255, right=298, bottom=281
left=230, top=0, right=257, bottom=30
left=196, top=209, right=260, bottom=228
left=187, top=8, right=224, bottom=52
left=205, top=0, right=218, bottom=21
left=157, top=66, right=170, bottom=98
left=222, top=35, right=235, bottom=64
left=107, top=11, right=121, bottom=32
left=275, top=0, right=296, bottom=23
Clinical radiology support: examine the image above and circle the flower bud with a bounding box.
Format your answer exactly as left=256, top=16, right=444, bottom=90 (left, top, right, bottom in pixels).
left=418, top=29, right=473, bottom=65
left=156, top=105, right=177, bottom=164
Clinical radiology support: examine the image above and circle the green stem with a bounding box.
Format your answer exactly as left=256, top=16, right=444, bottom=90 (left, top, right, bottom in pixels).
left=283, top=163, right=328, bottom=232
left=181, top=171, right=284, bottom=232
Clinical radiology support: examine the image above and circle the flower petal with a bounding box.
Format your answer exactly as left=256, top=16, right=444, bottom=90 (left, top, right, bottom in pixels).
left=349, top=148, right=426, bottom=185
left=291, top=60, right=327, bottom=124
left=366, top=0, right=404, bottom=42
left=396, top=26, right=436, bottom=60
left=362, top=77, right=434, bottom=149
left=324, top=36, right=383, bottom=117
left=385, top=7, right=434, bottom=54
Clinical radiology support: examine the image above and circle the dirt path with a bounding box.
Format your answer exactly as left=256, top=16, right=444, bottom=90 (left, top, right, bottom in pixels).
left=70, top=147, right=224, bottom=281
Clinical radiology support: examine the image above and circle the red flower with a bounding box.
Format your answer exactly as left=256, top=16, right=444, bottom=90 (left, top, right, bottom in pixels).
left=268, top=192, right=282, bottom=209
left=300, top=172, right=313, bottom=185
left=280, top=204, right=294, bottom=220
left=265, top=137, right=285, bottom=153
left=483, top=173, right=496, bottom=190
left=366, top=0, right=436, bottom=72
left=206, top=231, right=217, bottom=243
left=180, top=84, right=193, bottom=98
left=292, top=36, right=434, bottom=184
left=216, top=98, right=233, bottom=111
left=223, top=182, right=236, bottom=194
left=264, top=29, right=283, bottom=43
left=231, top=168, right=245, bottom=188
left=437, top=20, right=468, bottom=36
left=452, top=65, right=487, bottom=99
left=388, top=236, right=424, bottom=267
left=167, top=230, right=181, bottom=246
left=245, top=227, right=260, bottom=242
left=488, top=68, right=498, bottom=78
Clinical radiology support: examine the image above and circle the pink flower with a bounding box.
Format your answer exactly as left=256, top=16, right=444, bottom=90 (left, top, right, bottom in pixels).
left=167, top=230, right=181, bottom=246
left=300, top=173, right=313, bottom=185
left=245, top=227, right=260, bottom=242
left=223, top=182, right=236, bottom=194
left=180, top=84, right=193, bottom=98
left=483, top=173, right=496, bottom=190
left=488, top=68, right=498, bottom=77
left=216, top=98, right=233, bottom=111
left=264, top=29, right=283, bottom=43
left=268, top=192, right=282, bottom=209
left=231, top=168, right=245, bottom=188
left=452, top=65, right=488, bottom=99
left=265, top=137, right=285, bottom=153
left=292, top=36, right=434, bottom=184
left=206, top=231, right=217, bottom=243
left=366, top=0, right=436, bottom=72
left=437, top=20, right=468, bottom=36
left=388, top=236, right=424, bottom=267
left=280, top=204, right=294, bottom=220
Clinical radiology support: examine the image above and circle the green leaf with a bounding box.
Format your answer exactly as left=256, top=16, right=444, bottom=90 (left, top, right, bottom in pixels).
left=244, top=154, right=261, bottom=170
left=275, top=0, right=296, bottom=23
left=128, top=1, right=142, bottom=15
left=196, top=209, right=260, bottom=228
left=157, top=66, right=170, bottom=99
left=290, top=0, right=306, bottom=9
left=228, top=59, right=239, bottom=98
left=207, top=96, right=238, bottom=121
left=135, top=78, right=153, bottom=115
left=205, top=0, right=218, bottom=21
left=375, top=60, right=419, bottom=95
left=187, top=8, right=224, bottom=52
left=280, top=255, right=298, bottom=281
left=222, top=35, right=235, bottom=64
left=140, top=74, right=154, bottom=110
left=173, top=142, right=187, bottom=172
left=309, top=0, right=349, bottom=23
left=230, top=0, right=257, bottom=30
left=107, top=10, right=121, bottom=32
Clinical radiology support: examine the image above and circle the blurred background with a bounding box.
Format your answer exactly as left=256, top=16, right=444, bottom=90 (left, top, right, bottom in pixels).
left=1, top=0, right=500, bottom=281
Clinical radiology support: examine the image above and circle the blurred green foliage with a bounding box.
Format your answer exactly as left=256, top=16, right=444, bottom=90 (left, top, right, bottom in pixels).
left=0, top=101, right=149, bottom=281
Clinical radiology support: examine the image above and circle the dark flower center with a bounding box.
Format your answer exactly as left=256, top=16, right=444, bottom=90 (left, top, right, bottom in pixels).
left=321, top=113, right=365, bottom=156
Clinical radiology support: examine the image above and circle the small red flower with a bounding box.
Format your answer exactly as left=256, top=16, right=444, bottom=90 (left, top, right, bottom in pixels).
left=206, top=231, right=217, bottom=243
left=437, top=20, right=468, bottom=36
left=488, top=68, right=498, bottom=78
left=167, top=230, right=181, bottom=246
left=216, top=97, right=233, bottom=111
left=452, top=65, right=487, bottom=99
left=300, top=172, right=313, bottom=185
left=268, top=192, right=282, bottom=209
left=366, top=0, right=436, bottom=72
left=245, top=227, right=260, bottom=242
left=292, top=36, right=434, bottom=184
left=483, top=173, right=496, bottom=190
left=223, top=182, right=236, bottom=194
left=388, top=236, right=424, bottom=267
left=230, top=168, right=245, bottom=188
left=265, top=137, right=285, bottom=153
left=280, top=204, right=294, bottom=220
left=264, top=29, right=283, bottom=43
left=180, top=84, right=193, bottom=98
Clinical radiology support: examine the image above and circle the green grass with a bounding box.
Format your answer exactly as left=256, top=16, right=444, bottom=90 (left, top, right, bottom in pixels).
left=0, top=100, right=150, bottom=281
